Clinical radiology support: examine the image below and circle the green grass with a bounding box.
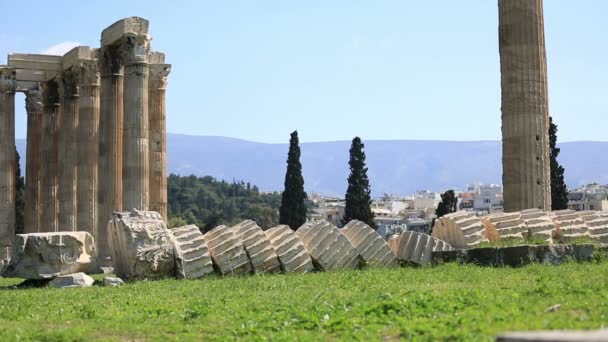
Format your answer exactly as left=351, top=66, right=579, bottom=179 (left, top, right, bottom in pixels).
left=1, top=262, right=607, bottom=341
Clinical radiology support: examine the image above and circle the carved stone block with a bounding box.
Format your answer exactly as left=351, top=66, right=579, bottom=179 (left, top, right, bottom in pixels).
left=341, top=220, right=397, bottom=267
left=204, top=225, right=252, bottom=276
left=295, top=220, right=359, bottom=271
left=264, top=225, right=314, bottom=273
left=232, top=220, right=280, bottom=274
left=432, top=212, right=487, bottom=249
left=389, top=231, right=453, bottom=265
left=169, top=225, right=214, bottom=279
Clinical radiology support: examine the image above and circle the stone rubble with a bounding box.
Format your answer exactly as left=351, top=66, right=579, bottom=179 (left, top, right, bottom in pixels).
left=232, top=220, right=281, bottom=274
left=580, top=211, right=608, bottom=244
left=103, top=276, right=124, bottom=286
left=481, top=212, right=527, bottom=242
left=204, top=225, right=252, bottom=276
left=168, top=224, right=214, bottom=279
left=432, top=212, right=487, bottom=249
left=519, top=209, right=555, bottom=242
left=548, top=210, right=589, bottom=241
left=296, top=220, right=359, bottom=271
left=49, top=272, right=94, bottom=288
left=389, top=231, right=453, bottom=266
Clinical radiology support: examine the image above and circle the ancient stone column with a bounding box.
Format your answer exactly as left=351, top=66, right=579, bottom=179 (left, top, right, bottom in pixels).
left=98, top=46, right=124, bottom=260
left=148, top=63, right=170, bottom=219
left=24, top=87, right=43, bottom=233
left=122, top=34, right=151, bottom=212
left=498, top=0, right=551, bottom=212
left=58, top=73, right=78, bottom=231
left=41, top=80, right=61, bottom=232
left=0, top=67, right=16, bottom=258
left=75, top=60, right=100, bottom=241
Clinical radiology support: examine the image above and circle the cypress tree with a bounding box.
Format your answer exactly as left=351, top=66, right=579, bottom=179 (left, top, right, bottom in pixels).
left=341, top=137, right=375, bottom=229
left=279, top=131, right=308, bottom=230
left=549, top=117, right=569, bottom=210
left=435, top=190, right=457, bottom=218
left=15, top=148, right=25, bottom=234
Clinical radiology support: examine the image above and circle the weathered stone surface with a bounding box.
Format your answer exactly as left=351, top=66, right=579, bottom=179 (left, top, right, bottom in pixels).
left=50, top=272, right=94, bottom=288
left=296, top=220, right=359, bottom=271
left=107, top=209, right=174, bottom=280
left=548, top=210, right=589, bottom=241
left=168, top=225, right=214, bottom=279
left=499, top=0, right=551, bottom=211
left=520, top=209, right=555, bottom=242
left=204, top=225, right=252, bottom=276
left=264, top=225, right=314, bottom=273
left=342, top=220, right=398, bottom=268
left=580, top=211, right=608, bottom=244
left=390, top=231, right=454, bottom=265
left=103, top=276, right=124, bottom=286
left=432, top=212, right=487, bottom=249
left=482, top=213, right=527, bottom=241
left=497, top=329, right=608, bottom=342
left=232, top=220, right=280, bottom=274
left=2, top=232, right=97, bottom=279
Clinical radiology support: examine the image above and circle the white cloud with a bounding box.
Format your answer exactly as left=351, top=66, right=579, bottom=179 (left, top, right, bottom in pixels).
left=40, top=41, right=80, bottom=56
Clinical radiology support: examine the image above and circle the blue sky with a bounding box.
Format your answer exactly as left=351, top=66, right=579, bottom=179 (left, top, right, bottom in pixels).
left=1, top=1, right=606, bottom=143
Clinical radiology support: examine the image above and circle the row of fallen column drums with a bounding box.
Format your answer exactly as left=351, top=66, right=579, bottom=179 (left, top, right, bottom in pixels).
left=107, top=209, right=454, bottom=280
left=432, top=209, right=608, bottom=250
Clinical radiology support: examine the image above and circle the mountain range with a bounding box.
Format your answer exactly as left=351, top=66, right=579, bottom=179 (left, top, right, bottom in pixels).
left=15, top=134, right=608, bottom=196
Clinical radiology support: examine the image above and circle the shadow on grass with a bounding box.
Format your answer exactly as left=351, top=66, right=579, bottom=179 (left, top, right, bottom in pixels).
left=0, top=278, right=51, bottom=290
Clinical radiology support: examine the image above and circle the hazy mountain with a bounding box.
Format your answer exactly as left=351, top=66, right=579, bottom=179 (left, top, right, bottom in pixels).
left=15, top=134, right=607, bottom=196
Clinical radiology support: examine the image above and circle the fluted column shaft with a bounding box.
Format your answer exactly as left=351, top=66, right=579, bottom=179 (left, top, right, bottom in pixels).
left=0, top=68, right=16, bottom=259
left=58, top=74, right=78, bottom=231
left=24, top=88, right=43, bottom=233
left=499, top=0, right=551, bottom=212
left=41, top=81, right=60, bottom=232
left=148, top=64, right=170, bottom=219
left=76, top=61, right=100, bottom=241
left=98, top=46, right=124, bottom=261
left=122, top=35, right=150, bottom=211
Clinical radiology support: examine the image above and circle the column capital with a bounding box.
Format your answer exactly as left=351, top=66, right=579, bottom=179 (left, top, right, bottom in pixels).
left=99, top=45, right=124, bottom=76
left=149, top=64, right=171, bottom=89
left=62, top=70, right=80, bottom=98
left=25, top=87, right=43, bottom=114
left=75, top=60, right=100, bottom=87
left=42, top=80, right=61, bottom=107
left=0, top=67, right=16, bottom=93
left=121, top=34, right=151, bottom=66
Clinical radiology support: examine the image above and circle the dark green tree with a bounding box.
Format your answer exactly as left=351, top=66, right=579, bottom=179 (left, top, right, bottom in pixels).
left=15, top=148, right=25, bottom=234
left=435, top=190, right=457, bottom=218
left=279, top=131, right=308, bottom=230
left=341, top=137, right=375, bottom=229
left=549, top=117, right=569, bottom=210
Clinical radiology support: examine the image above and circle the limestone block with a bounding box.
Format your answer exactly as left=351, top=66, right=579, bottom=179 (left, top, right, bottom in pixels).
left=520, top=209, right=555, bottom=242
left=580, top=211, right=608, bottom=244
left=232, top=220, right=281, bottom=274
left=295, top=220, right=359, bottom=271
left=548, top=210, right=589, bottom=241
left=432, top=212, right=487, bottom=249
left=482, top=213, right=526, bottom=242
left=341, top=220, right=397, bottom=267
left=2, top=232, right=97, bottom=279
left=49, top=272, right=94, bottom=288
left=168, top=225, right=214, bottom=279
left=107, top=209, right=175, bottom=280
left=265, top=225, right=315, bottom=273
left=103, top=276, right=124, bottom=286
left=389, top=231, right=453, bottom=266
left=204, top=225, right=252, bottom=276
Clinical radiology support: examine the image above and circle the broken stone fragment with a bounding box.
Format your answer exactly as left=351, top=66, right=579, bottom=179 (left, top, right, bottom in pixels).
left=432, top=212, right=487, bottom=249
left=389, top=231, right=453, bottom=266
left=204, top=225, right=252, bottom=276
left=103, top=276, right=124, bottom=286
left=232, top=220, right=281, bottom=274
left=296, top=220, right=359, bottom=271
left=2, top=232, right=97, bottom=279
left=107, top=209, right=175, bottom=280
left=50, top=272, right=95, bottom=288
left=264, top=225, right=315, bottom=273
left=168, top=225, right=214, bottom=279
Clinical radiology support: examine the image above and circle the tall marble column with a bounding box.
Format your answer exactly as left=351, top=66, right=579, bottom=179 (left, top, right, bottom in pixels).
left=122, top=35, right=150, bottom=211
left=148, top=64, right=170, bottom=219
left=498, top=0, right=551, bottom=212
left=0, top=67, right=16, bottom=262
left=98, top=46, right=124, bottom=260
left=24, top=87, right=43, bottom=233
left=76, top=60, right=100, bottom=240
left=41, top=80, right=60, bottom=232
left=58, top=72, right=78, bottom=231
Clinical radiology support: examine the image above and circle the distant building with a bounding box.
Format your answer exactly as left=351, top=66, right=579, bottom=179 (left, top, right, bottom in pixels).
left=568, top=183, right=608, bottom=211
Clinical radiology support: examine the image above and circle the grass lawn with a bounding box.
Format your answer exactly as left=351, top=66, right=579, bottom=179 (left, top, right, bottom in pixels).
left=0, top=262, right=607, bottom=341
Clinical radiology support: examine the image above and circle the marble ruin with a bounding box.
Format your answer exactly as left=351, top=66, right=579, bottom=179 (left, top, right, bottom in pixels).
left=342, top=220, right=398, bottom=267
left=264, top=225, right=315, bottom=273
left=432, top=212, right=488, bottom=249
left=499, top=0, right=552, bottom=212
left=296, top=220, right=360, bottom=271
left=389, top=231, right=454, bottom=266
left=232, top=220, right=281, bottom=274
left=204, top=225, right=252, bottom=276
left=168, top=224, right=214, bottom=279
left=0, top=17, right=170, bottom=267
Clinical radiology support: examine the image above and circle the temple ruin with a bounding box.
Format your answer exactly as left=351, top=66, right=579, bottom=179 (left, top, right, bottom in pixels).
left=499, top=0, right=551, bottom=212
left=0, top=17, right=170, bottom=262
